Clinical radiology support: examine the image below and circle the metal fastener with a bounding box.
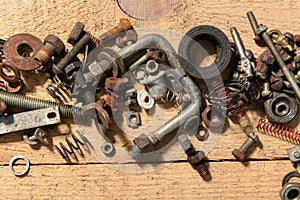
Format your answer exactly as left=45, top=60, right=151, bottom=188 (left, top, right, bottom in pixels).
left=34, top=34, right=65, bottom=66
left=261, top=82, right=272, bottom=98
left=232, top=132, right=259, bottom=161
left=0, top=90, right=82, bottom=118
left=116, top=30, right=138, bottom=48
left=247, top=11, right=300, bottom=100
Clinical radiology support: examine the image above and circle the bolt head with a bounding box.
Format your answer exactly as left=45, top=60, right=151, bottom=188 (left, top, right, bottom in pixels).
left=133, top=134, right=155, bottom=153
left=294, top=151, right=300, bottom=159
left=232, top=148, right=246, bottom=161
left=67, top=22, right=85, bottom=45
left=261, top=90, right=272, bottom=98
left=44, top=34, right=65, bottom=55
left=119, top=18, right=132, bottom=31
left=187, top=151, right=206, bottom=165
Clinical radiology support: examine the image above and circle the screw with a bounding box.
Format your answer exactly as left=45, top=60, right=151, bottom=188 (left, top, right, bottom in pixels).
left=247, top=11, right=300, bottom=101
left=0, top=90, right=82, bottom=118
left=34, top=34, right=65, bottom=66
left=178, top=134, right=211, bottom=180
left=116, top=30, right=138, bottom=48
left=261, top=82, right=272, bottom=98
left=232, top=132, right=259, bottom=161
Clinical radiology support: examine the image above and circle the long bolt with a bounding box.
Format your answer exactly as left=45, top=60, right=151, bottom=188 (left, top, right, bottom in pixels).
left=52, top=34, right=92, bottom=75
left=247, top=11, right=300, bottom=100
left=0, top=90, right=82, bottom=118
left=232, top=132, right=259, bottom=161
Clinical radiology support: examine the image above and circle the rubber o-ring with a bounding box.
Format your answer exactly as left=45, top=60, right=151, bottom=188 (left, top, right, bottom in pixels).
left=178, top=25, right=232, bottom=80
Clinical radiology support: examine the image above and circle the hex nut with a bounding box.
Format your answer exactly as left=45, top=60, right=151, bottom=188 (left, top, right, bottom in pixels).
left=133, top=133, right=155, bottom=153
left=280, top=182, right=300, bottom=200
left=126, top=111, right=140, bottom=128
left=65, top=61, right=81, bottom=76
left=44, top=34, right=65, bottom=55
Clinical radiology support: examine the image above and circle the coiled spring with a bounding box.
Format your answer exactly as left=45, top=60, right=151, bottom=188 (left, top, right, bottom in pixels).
left=161, top=89, right=177, bottom=103
left=47, top=75, right=71, bottom=103
left=257, top=118, right=300, bottom=144
left=204, top=81, right=245, bottom=120
left=55, top=133, right=87, bottom=161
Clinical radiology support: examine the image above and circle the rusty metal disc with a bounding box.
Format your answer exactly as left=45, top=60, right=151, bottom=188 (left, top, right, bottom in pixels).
left=4, top=33, right=43, bottom=71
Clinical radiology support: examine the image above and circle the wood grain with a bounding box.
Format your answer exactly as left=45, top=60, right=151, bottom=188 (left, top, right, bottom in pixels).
left=0, top=0, right=299, bottom=199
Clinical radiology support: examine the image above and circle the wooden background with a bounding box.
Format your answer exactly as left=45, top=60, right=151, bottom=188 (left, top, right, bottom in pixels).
left=0, top=0, right=300, bottom=199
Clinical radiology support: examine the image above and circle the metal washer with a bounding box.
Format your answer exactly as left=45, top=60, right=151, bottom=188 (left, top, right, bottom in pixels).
left=9, top=155, right=30, bottom=176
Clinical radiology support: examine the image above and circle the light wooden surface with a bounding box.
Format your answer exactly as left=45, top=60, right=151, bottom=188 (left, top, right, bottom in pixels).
left=0, top=0, right=300, bottom=199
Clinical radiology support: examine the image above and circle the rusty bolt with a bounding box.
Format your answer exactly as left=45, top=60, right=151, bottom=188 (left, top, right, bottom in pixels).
left=116, top=30, right=138, bottom=48
left=0, top=99, right=7, bottom=115
left=188, top=151, right=210, bottom=180
left=270, top=76, right=284, bottom=92
left=34, top=34, right=65, bottom=66
left=67, top=22, right=85, bottom=45
left=99, top=18, right=133, bottom=44
left=133, top=133, right=155, bottom=153
left=232, top=132, right=259, bottom=161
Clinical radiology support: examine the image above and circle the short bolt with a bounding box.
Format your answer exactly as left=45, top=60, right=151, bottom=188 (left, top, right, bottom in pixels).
left=116, top=30, right=138, bottom=48
left=261, top=82, right=272, bottom=98
left=34, top=34, right=65, bottom=66
left=99, top=18, right=133, bottom=44
left=232, top=132, right=259, bottom=161
left=0, top=90, right=82, bottom=118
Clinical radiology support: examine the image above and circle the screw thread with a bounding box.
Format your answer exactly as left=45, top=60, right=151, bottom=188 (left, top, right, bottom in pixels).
left=0, top=90, right=82, bottom=118
left=86, top=32, right=99, bottom=46
left=197, top=163, right=210, bottom=178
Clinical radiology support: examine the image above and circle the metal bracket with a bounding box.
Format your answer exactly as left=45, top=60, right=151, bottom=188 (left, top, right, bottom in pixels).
left=0, top=107, right=61, bottom=135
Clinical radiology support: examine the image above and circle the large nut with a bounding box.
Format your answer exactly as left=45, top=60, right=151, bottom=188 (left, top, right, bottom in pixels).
left=264, top=92, right=298, bottom=124
left=67, top=22, right=85, bottom=45
left=44, top=34, right=65, bottom=55
left=133, top=133, right=155, bottom=153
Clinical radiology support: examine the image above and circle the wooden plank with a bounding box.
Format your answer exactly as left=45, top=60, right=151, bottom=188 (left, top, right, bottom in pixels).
left=0, top=160, right=294, bottom=199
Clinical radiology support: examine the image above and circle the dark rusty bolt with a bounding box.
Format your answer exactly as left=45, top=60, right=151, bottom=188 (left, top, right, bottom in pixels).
left=232, top=132, right=259, bottom=161
left=67, top=22, right=99, bottom=47
left=99, top=18, right=133, bottom=44
left=34, top=34, right=65, bottom=66
left=133, top=133, right=155, bottom=153
left=270, top=76, right=284, bottom=91
left=116, top=30, right=138, bottom=48
left=0, top=99, right=7, bottom=115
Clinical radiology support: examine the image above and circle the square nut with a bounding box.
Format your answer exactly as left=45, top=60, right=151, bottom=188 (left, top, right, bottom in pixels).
left=133, top=133, right=155, bottom=153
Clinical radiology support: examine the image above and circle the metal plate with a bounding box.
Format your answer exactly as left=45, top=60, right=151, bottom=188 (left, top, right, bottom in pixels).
left=0, top=107, right=61, bottom=134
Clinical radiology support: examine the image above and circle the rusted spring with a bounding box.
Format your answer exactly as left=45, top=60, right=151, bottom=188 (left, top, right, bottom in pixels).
left=0, top=61, right=20, bottom=83
left=257, top=118, right=300, bottom=144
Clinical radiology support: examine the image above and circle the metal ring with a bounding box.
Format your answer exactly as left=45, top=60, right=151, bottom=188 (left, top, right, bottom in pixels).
left=0, top=62, right=20, bottom=83
left=9, top=155, right=30, bottom=176
left=282, top=170, right=300, bottom=187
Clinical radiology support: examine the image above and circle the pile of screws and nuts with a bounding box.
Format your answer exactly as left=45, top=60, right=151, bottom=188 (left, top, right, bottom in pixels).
left=1, top=11, right=300, bottom=199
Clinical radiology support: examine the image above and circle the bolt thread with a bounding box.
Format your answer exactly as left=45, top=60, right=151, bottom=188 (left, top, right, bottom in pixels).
left=0, top=90, right=82, bottom=118
left=83, top=90, right=95, bottom=105
left=197, top=163, right=210, bottom=178
left=86, top=32, right=100, bottom=46
left=34, top=48, right=51, bottom=65
left=257, top=118, right=300, bottom=144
